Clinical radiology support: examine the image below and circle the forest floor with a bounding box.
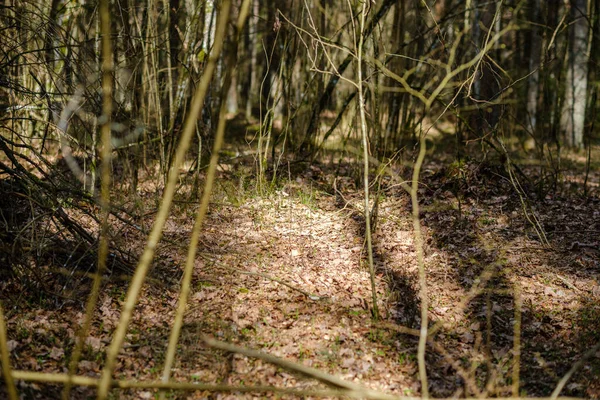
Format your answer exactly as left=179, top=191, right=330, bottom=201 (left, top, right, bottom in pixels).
left=2, top=129, right=600, bottom=399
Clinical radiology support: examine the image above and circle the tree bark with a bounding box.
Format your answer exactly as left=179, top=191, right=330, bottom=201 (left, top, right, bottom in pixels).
left=560, top=0, right=589, bottom=149
left=526, top=0, right=542, bottom=131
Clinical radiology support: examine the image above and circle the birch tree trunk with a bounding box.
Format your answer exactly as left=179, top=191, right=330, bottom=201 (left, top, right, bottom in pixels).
left=560, top=0, right=589, bottom=149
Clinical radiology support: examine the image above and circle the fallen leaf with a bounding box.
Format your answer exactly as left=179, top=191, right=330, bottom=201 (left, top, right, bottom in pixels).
left=78, top=360, right=99, bottom=372
left=461, top=332, right=474, bottom=343
left=49, top=347, right=64, bottom=360
left=85, top=337, right=102, bottom=351
left=7, top=340, right=18, bottom=352
left=342, top=357, right=356, bottom=368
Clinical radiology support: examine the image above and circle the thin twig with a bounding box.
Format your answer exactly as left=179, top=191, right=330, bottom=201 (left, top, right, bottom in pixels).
left=0, top=302, right=18, bottom=400
left=202, top=336, right=400, bottom=399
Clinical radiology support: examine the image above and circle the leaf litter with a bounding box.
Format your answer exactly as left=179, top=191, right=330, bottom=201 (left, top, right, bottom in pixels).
left=2, top=156, right=600, bottom=399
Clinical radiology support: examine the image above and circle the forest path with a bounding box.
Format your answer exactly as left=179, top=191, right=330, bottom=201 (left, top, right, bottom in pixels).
left=164, top=180, right=421, bottom=397
left=3, top=158, right=600, bottom=399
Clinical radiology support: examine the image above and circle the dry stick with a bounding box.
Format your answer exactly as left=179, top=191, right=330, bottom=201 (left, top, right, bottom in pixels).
left=410, top=135, right=429, bottom=398
left=7, top=371, right=587, bottom=400
left=512, top=282, right=522, bottom=397
left=0, top=303, right=18, bottom=400
left=202, top=336, right=399, bottom=399
left=159, top=1, right=251, bottom=396
left=61, top=1, right=113, bottom=398
left=485, top=289, right=494, bottom=393
left=10, top=370, right=400, bottom=399
left=96, top=2, right=232, bottom=398
left=356, top=1, right=379, bottom=321
left=365, top=17, right=516, bottom=398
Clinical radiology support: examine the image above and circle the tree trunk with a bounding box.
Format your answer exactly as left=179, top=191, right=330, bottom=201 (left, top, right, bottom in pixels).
left=385, top=0, right=405, bottom=152
left=526, top=0, right=542, bottom=131
left=560, top=0, right=589, bottom=149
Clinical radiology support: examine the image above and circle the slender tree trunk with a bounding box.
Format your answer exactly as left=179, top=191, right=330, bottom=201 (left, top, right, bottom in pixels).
left=44, top=0, right=61, bottom=67
left=357, top=0, right=379, bottom=323
left=226, top=0, right=241, bottom=114
left=560, top=0, right=590, bottom=149
left=470, top=0, right=502, bottom=136
left=245, top=0, right=259, bottom=118
left=526, top=0, right=542, bottom=131
left=385, top=1, right=405, bottom=153
left=539, top=0, right=561, bottom=143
